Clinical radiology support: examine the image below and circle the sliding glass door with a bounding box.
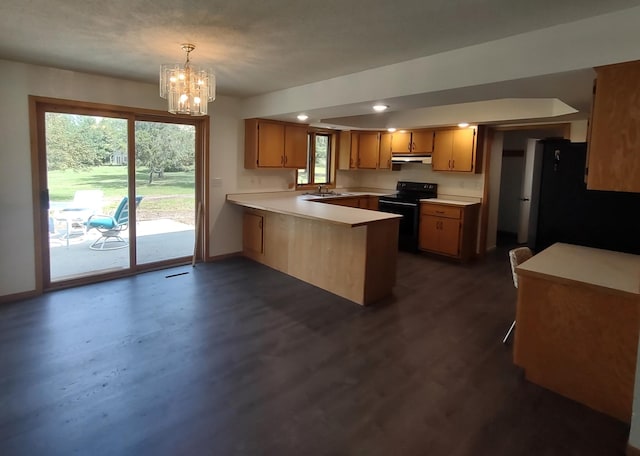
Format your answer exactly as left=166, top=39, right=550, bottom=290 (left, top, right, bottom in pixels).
left=46, top=113, right=131, bottom=282
left=34, top=99, right=206, bottom=289
left=134, top=120, right=196, bottom=265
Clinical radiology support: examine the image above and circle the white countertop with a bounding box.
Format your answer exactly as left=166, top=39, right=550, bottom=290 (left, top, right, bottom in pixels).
left=517, top=242, right=640, bottom=296
left=420, top=198, right=480, bottom=206
left=226, top=192, right=401, bottom=227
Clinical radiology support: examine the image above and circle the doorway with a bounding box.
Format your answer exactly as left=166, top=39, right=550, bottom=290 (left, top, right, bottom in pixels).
left=32, top=97, right=207, bottom=289
left=494, top=126, right=569, bottom=249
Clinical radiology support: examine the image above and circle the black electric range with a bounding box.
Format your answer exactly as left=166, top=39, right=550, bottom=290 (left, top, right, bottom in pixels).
left=378, top=181, right=438, bottom=251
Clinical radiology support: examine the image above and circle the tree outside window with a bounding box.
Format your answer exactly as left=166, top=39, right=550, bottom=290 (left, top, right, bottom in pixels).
left=298, top=132, right=332, bottom=186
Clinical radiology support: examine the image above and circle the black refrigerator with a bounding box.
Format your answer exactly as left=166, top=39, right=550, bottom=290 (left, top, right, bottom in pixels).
left=528, top=139, right=640, bottom=254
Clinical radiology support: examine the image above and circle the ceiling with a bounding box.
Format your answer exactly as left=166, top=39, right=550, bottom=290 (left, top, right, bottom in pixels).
left=2, top=0, right=640, bottom=128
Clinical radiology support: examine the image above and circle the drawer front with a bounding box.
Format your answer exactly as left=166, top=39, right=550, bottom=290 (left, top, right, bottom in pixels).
left=420, top=203, right=462, bottom=219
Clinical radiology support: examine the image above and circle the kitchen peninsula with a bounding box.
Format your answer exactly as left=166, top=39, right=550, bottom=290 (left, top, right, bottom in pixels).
left=226, top=192, right=401, bottom=305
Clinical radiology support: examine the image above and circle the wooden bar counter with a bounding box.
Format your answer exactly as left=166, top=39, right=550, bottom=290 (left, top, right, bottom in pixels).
left=513, top=242, right=640, bottom=422
left=227, top=192, right=401, bottom=306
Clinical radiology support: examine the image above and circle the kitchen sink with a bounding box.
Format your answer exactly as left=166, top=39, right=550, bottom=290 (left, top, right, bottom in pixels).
left=304, top=191, right=342, bottom=197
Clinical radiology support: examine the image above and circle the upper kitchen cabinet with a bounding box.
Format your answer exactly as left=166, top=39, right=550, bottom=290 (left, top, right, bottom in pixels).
left=379, top=132, right=392, bottom=169
left=244, top=119, right=308, bottom=169
left=432, top=126, right=483, bottom=173
left=587, top=60, right=640, bottom=192
left=338, top=131, right=381, bottom=170
left=390, top=129, right=434, bottom=154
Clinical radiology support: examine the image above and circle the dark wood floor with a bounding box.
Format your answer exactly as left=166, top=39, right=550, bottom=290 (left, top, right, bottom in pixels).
left=0, top=249, right=629, bottom=455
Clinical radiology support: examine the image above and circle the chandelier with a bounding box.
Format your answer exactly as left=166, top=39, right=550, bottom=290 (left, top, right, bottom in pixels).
left=160, top=44, right=215, bottom=116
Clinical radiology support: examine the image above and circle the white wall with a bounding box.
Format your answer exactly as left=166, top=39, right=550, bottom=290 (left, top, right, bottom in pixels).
left=354, top=165, right=484, bottom=200
left=570, top=119, right=588, bottom=142
left=486, top=132, right=505, bottom=251
left=0, top=59, right=284, bottom=298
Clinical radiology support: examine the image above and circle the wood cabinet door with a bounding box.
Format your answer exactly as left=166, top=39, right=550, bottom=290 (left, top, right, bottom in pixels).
left=432, top=129, right=453, bottom=171
left=338, top=131, right=352, bottom=170
left=419, top=215, right=440, bottom=251
left=257, top=122, right=285, bottom=167
left=411, top=129, right=434, bottom=153
left=390, top=131, right=412, bottom=153
left=587, top=61, right=640, bottom=192
left=284, top=125, right=308, bottom=169
left=439, top=217, right=461, bottom=256
left=368, top=196, right=379, bottom=210
left=328, top=197, right=359, bottom=207
left=357, top=132, right=380, bottom=169
left=350, top=133, right=359, bottom=169
left=451, top=128, right=476, bottom=172
left=243, top=212, right=263, bottom=254
left=379, top=133, right=392, bottom=169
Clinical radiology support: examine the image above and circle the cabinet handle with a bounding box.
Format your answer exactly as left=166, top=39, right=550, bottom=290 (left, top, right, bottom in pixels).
left=436, top=210, right=445, bottom=214
left=452, top=159, right=455, bottom=169
left=284, top=155, right=288, bottom=164
left=448, top=159, right=451, bottom=168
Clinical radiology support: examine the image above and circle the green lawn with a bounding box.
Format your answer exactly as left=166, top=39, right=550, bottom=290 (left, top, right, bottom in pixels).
left=48, top=166, right=195, bottom=223
left=48, top=166, right=194, bottom=200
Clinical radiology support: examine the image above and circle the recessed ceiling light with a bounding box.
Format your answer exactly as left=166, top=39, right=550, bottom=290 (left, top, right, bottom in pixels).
left=387, top=127, right=397, bottom=132
left=297, top=114, right=309, bottom=121
left=373, top=104, right=388, bottom=112
left=458, top=122, right=470, bottom=128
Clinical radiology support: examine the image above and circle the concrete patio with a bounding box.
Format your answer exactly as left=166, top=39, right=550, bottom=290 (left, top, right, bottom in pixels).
left=49, top=219, right=195, bottom=281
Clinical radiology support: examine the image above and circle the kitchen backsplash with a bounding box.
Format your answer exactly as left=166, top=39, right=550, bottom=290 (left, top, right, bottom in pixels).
left=344, top=164, right=484, bottom=198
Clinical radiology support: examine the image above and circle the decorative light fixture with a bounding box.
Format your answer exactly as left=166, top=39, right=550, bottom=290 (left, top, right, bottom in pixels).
left=373, top=104, right=389, bottom=112
left=457, top=122, right=470, bottom=128
left=160, top=44, right=215, bottom=116
left=297, top=114, right=309, bottom=121
left=387, top=127, right=397, bottom=132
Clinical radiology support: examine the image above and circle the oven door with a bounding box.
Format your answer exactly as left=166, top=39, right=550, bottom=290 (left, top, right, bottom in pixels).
left=378, top=199, right=419, bottom=251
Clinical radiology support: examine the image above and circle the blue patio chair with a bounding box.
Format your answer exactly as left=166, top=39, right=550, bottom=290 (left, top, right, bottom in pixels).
left=85, top=196, right=143, bottom=250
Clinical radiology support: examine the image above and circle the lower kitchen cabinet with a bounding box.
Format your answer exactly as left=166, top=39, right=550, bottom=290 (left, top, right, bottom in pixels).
left=242, top=211, right=264, bottom=259
left=320, top=195, right=379, bottom=209
left=419, top=201, right=480, bottom=261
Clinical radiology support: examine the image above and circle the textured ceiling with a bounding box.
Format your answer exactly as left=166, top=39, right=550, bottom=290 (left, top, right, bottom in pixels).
left=1, top=0, right=640, bottom=98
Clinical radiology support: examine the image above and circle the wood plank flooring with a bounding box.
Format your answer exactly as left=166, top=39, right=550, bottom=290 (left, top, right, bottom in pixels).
left=0, top=249, right=629, bottom=455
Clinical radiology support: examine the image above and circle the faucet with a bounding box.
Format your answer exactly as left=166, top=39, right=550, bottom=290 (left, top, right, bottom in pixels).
left=317, top=184, right=325, bottom=194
